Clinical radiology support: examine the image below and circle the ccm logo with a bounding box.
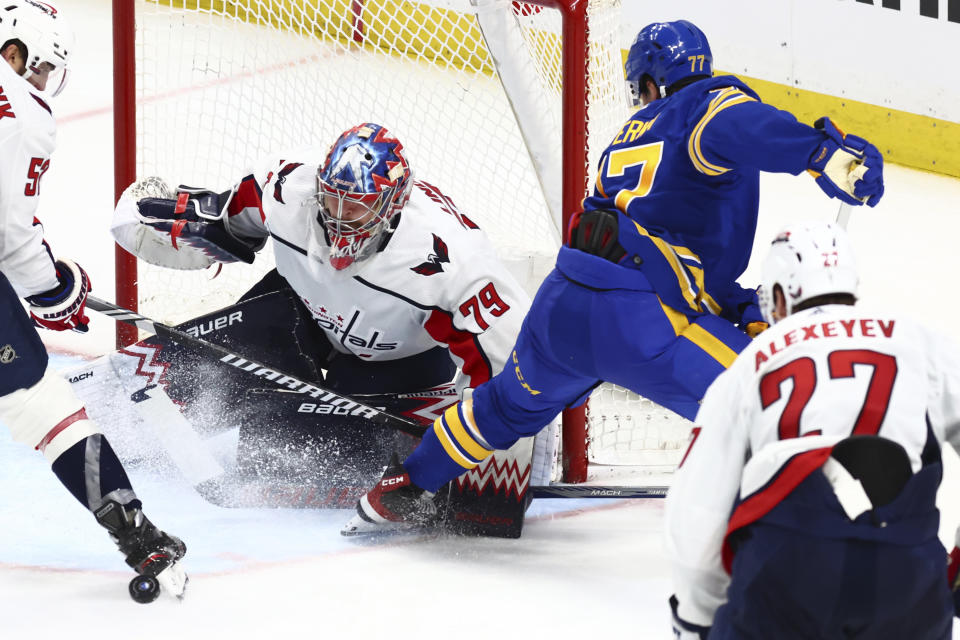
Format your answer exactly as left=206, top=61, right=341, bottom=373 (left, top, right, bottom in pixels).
left=381, top=477, right=406, bottom=488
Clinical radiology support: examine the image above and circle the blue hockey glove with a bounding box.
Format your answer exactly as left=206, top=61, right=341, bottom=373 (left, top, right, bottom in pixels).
left=807, top=118, right=884, bottom=207
left=737, top=298, right=768, bottom=337
left=670, top=595, right=711, bottom=640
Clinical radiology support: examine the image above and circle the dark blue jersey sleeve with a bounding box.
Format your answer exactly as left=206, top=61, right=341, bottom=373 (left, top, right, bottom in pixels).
left=694, top=98, right=825, bottom=176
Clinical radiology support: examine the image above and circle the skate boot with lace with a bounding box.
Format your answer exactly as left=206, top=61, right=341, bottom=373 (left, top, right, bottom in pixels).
left=341, top=453, right=438, bottom=535
left=94, top=500, right=188, bottom=602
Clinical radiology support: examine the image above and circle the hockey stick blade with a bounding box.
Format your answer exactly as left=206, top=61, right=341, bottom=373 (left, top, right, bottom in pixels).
left=530, top=485, right=668, bottom=499
left=86, top=296, right=427, bottom=438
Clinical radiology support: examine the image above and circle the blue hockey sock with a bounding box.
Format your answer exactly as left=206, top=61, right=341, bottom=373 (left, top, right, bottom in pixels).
left=405, top=402, right=494, bottom=493
left=51, top=434, right=140, bottom=513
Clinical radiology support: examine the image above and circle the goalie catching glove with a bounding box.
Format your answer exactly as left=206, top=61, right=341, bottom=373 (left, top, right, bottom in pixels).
left=807, top=117, right=884, bottom=207
left=112, top=177, right=265, bottom=270
left=26, top=258, right=91, bottom=333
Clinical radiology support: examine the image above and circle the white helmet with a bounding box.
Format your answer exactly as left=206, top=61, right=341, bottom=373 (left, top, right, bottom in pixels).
left=758, top=221, right=858, bottom=324
left=0, top=1, right=74, bottom=96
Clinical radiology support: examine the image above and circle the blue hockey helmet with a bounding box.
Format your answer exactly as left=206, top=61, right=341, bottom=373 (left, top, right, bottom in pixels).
left=317, top=123, right=413, bottom=271
left=625, top=20, right=712, bottom=105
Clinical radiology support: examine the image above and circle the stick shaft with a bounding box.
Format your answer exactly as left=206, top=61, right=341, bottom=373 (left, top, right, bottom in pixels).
left=836, top=202, right=852, bottom=229
left=530, top=485, right=668, bottom=499
left=86, top=296, right=428, bottom=438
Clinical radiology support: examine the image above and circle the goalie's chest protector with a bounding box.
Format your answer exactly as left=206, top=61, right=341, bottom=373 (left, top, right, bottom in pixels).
left=262, top=180, right=479, bottom=362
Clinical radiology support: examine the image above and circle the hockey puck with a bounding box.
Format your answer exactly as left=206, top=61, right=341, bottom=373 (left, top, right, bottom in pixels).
left=128, top=575, right=161, bottom=603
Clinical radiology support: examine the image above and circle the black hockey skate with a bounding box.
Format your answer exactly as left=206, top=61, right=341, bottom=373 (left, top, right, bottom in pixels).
left=341, top=453, right=437, bottom=536
left=94, top=500, right=188, bottom=602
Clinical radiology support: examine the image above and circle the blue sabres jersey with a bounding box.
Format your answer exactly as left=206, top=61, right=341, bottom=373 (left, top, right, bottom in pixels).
left=582, top=75, right=826, bottom=320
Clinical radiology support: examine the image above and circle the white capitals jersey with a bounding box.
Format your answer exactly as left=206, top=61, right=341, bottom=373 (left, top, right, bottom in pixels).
left=665, top=303, right=960, bottom=626
left=0, top=61, right=59, bottom=297
left=224, top=150, right=531, bottom=389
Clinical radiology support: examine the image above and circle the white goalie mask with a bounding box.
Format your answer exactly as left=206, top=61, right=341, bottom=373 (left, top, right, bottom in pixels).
left=758, top=222, right=859, bottom=324
left=0, top=1, right=74, bottom=97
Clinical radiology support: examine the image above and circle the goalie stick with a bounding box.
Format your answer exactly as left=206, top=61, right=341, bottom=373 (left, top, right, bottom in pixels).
left=86, top=295, right=428, bottom=438
left=87, top=296, right=668, bottom=500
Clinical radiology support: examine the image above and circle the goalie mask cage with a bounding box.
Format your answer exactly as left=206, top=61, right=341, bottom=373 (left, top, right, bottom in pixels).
left=112, top=0, right=691, bottom=484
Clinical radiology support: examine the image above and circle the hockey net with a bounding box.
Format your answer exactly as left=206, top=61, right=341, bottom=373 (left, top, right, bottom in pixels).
left=114, top=0, right=692, bottom=484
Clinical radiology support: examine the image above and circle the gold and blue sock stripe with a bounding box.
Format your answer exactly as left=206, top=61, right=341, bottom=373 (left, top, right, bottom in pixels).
left=431, top=399, right=494, bottom=471
left=688, top=87, right=757, bottom=176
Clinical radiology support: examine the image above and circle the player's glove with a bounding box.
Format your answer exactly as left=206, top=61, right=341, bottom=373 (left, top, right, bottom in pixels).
left=737, top=299, right=768, bottom=338
left=25, top=258, right=92, bottom=333
left=807, top=118, right=884, bottom=207
left=137, top=186, right=260, bottom=264
left=744, top=321, right=768, bottom=338
left=670, top=595, right=711, bottom=640
left=112, top=177, right=264, bottom=271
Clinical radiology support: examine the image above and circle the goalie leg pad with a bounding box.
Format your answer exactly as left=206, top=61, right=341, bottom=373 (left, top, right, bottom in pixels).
left=236, top=387, right=416, bottom=488
left=440, top=437, right=535, bottom=538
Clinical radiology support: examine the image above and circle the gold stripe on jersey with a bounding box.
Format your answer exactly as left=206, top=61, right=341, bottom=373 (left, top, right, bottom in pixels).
left=690, top=87, right=742, bottom=174
left=688, top=87, right=756, bottom=176
left=701, top=291, right=723, bottom=315
left=683, top=323, right=739, bottom=367
left=632, top=220, right=703, bottom=312
left=677, top=254, right=709, bottom=312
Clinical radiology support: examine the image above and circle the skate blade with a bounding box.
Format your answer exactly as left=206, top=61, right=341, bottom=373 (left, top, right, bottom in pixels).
left=340, top=513, right=420, bottom=537
left=156, top=562, right=189, bottom=600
